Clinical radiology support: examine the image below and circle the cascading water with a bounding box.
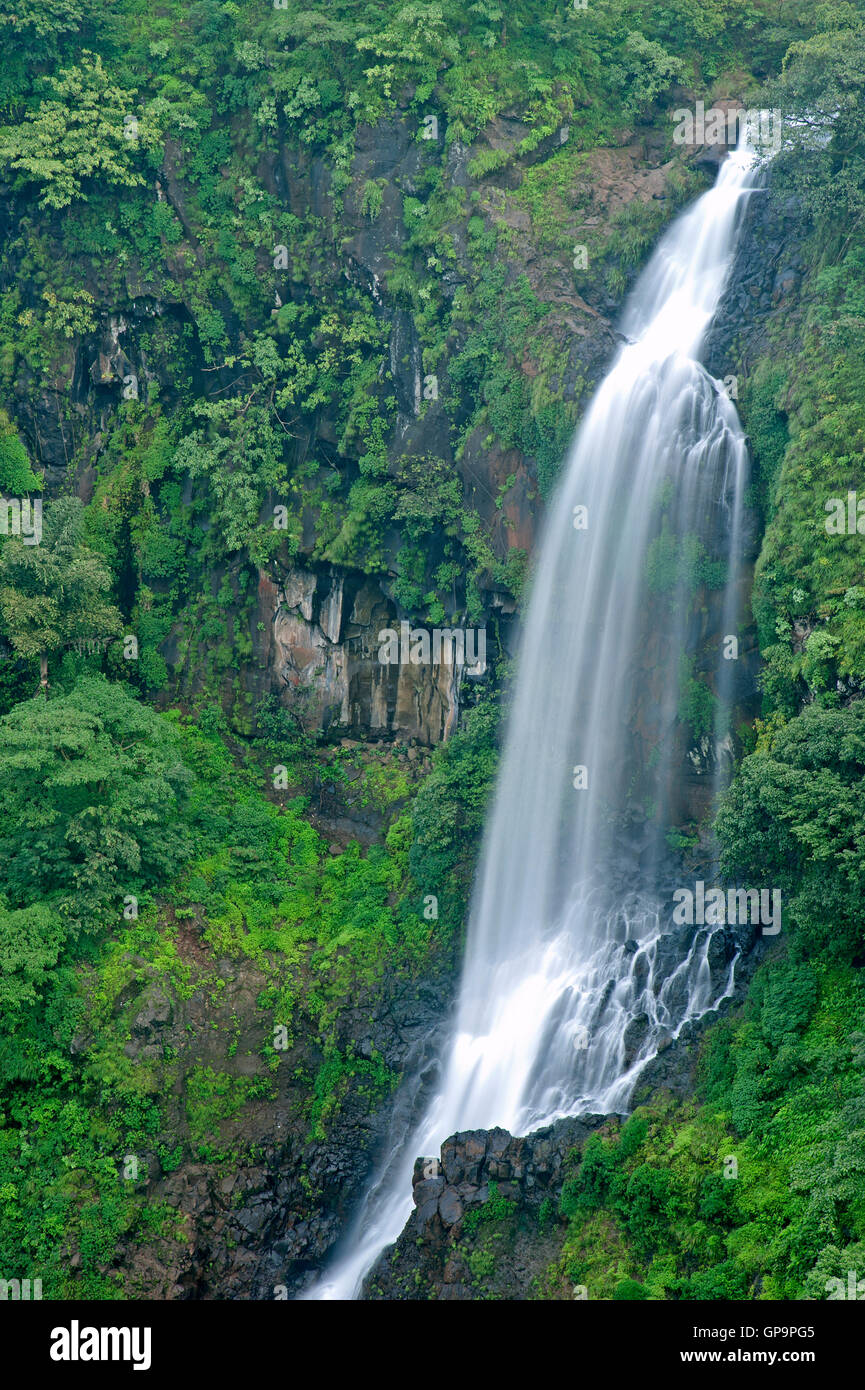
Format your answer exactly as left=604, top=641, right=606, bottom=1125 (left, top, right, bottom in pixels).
left=305, top=143, right=759, bottom=1300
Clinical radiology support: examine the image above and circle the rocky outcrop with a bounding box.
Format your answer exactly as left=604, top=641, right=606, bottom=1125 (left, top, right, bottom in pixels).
left=362, top=1116, right=608, bottom=1300
left=96, top=941, right=456, bottom=1300
left=703, top=166, right=811, bottom=380
left=259, top=561, right=470, bottom=743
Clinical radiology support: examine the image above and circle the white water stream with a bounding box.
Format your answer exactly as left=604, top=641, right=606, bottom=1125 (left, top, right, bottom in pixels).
left=305, top=144, right=759, bottom=1300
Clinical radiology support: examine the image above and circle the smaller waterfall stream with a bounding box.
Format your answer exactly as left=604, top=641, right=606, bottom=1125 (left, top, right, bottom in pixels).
left=305, top=143, right=759, bottom=1301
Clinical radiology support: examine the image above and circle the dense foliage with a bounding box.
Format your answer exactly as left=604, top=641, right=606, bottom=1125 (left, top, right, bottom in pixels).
left=0, top=0, right=864, bottom=1300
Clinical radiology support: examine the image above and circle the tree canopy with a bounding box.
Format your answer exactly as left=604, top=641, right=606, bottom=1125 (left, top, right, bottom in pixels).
left=0, top=675, right=192, bottom=934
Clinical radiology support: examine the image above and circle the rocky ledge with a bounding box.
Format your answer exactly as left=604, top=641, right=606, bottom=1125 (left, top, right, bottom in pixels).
left=359, top=929, right=771, bottom=1302
left=362, top=1114, right=607, bottom=1300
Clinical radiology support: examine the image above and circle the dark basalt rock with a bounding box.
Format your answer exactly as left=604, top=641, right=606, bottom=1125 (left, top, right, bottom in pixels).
left=362, top=1114, right=608, bottom=1300
left=703, top=178, right=810, bottom=378
left=360, top=908, right=771, bottom=1302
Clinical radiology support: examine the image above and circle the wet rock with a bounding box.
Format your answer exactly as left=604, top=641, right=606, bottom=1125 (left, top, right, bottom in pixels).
left=415, top=1198, right=440, bottom=1230
left=363, top=1113, right=607, bottom=1300
left=438, top=1189, right=463, bottom=1227
left=132, top=986, right=173, bottom=1035
left=235, top=1202, right=272, bottom=1237
left=622, top=1011, right=651, bottom=1067
left=707, top=927, right=731, bottom=977
left=413, top=1177, right=445, bottom=1207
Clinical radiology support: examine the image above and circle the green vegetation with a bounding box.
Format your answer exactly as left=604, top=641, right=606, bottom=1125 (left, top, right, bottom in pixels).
left=0, top=663, right=498, bottom=1292
left=552, top=960, right=865, bottom=1300
left=0, top=498, right=122, bottom=688
left=0, top=0, right=864, bottom=1302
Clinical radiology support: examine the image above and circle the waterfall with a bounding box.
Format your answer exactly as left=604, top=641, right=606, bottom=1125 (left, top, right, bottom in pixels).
left=304, top=143, right=759, bottom=1300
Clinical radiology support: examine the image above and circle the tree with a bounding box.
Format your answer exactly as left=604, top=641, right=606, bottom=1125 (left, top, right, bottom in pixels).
left=176, top=399, right=289, bottom=556
left=0, top=0, right=88, bottom=46
left=768, top=14, right=865, bottom=222
left=614, top=32, right=684, bottom=114
left=0, top=676, right=192, bottom=934
left=717, top=702, right=865, bottom=960
left=0, top=52, right=157, bottom=209
left=0, top=0, right=91, bottom=110
left=0, top=904, right=66, bottom=1014
left=0, top=495, right=122, bottom=693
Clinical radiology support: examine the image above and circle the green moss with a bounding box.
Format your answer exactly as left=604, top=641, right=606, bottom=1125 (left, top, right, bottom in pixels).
left=185, top=1065, right=275, bottom=1148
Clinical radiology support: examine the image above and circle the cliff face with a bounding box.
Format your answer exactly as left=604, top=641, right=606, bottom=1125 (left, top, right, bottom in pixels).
left=259, top=562, right=468, bottom=744
left=154, top=111, right=801, bottom=759
left=1, top=107, right=696, bottom=745
left=91, top=935, right=454, bottom=1300
left=363, top=1117, right=608, bottom=1300
left=249, top=116, right=685, bottom=744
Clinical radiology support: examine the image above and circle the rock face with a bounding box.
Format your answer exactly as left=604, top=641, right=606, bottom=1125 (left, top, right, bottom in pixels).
left=360, top=917, right=770, bottom=1303
left=259, top=561, right=468, bottom=744
left=704, top=178, right=810, bottom=375
left=240, top=129, right=628, bottom=741
left=362, top=1116, right=608, bottom=1300
left=245, top=116, right=694, bottom=746
left=105, top=943, right=455, bottom=1300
